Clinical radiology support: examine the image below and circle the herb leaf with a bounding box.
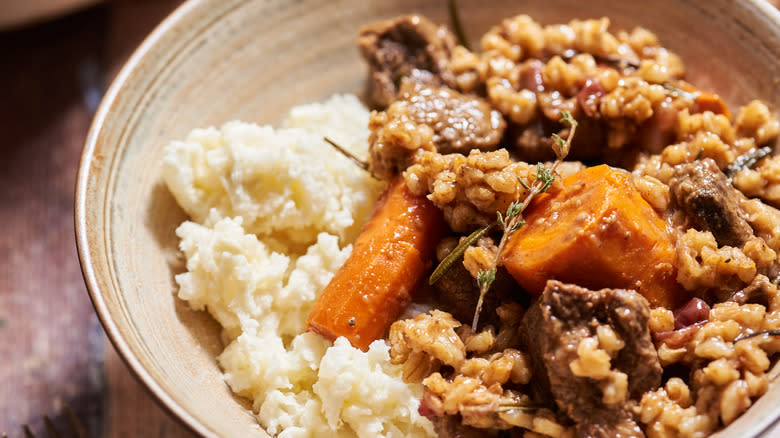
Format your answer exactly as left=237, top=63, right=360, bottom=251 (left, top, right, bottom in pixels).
left=725, top=146, right=772, bottom=179
left=517, top=176, right=531, bottom=191
left=551, top=133, right=569, bottom=159
left=429, top=223, right=493, bottom=285
left=536, top=163, right=555, bottom=193
left=477, top=268, right=496, bottom=291
left=506, top=201, right=522, bottom=218
left=559, top=110, right=574, bottom=127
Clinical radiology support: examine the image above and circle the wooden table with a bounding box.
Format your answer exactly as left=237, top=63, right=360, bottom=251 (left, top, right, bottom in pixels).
left=0, top=2, right=195, bottom=436
left=2, top=1, right=780, bottom=438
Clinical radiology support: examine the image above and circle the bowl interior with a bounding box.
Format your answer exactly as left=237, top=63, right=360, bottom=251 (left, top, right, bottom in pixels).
left=76, top=0, right=780, bottom=436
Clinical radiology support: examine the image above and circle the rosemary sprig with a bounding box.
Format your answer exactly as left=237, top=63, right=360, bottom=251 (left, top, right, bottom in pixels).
left=429, top=223, right=493, bottom=285
left=448, top=0, right=470, bottom=50
left=470, top=112, right=578, bottom=331
left=725, top=146, right=772, bottom=179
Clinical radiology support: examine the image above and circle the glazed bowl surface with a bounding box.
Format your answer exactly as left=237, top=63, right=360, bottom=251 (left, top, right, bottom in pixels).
left=75, top=0, right=780, bottom=436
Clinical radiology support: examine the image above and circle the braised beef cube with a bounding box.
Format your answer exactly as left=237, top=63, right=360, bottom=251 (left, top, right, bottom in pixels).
left=670, top=158, right=753, bottom=248
left=434, top=261, right=516, bottom=329
left=399, top=81, right=506, bottom=154
left=429, top=415, right=496, bottom=438
left=520, top=280, right=661, bottom=438
left=359, top=15, right=457, bottom=108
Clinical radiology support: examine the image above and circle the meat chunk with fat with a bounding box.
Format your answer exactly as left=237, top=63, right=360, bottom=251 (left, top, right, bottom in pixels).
left=433, top=261, right=516, bottom=329
left=399, top=81, right=506, bottom=154
left=359, top=15, right=457, bottom=108
left=427, top=415, right=490, bottom=438
left=368, top=82, right=506, bottom=180
left=520, top=280, right=661, bottom=438
left=670, top=158, right=754, bottom=248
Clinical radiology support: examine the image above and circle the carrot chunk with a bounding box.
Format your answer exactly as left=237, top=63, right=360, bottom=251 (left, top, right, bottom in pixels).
left=679, top=81, right=731, bottom=119
left=502, top=165, right=685, bottom=308
left=307, top=176, right=444, bottom=350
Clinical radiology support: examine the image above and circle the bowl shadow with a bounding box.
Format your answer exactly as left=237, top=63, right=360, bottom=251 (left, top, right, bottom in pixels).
left=143, top=180, right=255, bottom=413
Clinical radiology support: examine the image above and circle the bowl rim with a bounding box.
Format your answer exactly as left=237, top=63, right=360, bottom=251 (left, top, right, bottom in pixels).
left=74, top=0, right=780, bottom=437
left=74, top=0, right=222, bottom=436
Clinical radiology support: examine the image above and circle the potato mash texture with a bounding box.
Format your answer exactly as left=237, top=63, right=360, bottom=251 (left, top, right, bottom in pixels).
left=163, top=95, right=435, bottom=438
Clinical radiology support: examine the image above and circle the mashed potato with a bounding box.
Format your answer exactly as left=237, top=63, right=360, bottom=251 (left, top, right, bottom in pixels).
left=163, top=95, right=435, bottom=438
left=163, top=94, right=384, bottom=248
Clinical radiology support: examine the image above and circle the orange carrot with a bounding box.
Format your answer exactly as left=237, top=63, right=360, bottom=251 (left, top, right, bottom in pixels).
left=307, top=176, right=444, bottom=350
left=502, top=165, right=685, bottom=308
left=679, top=81, right=731, bottom=119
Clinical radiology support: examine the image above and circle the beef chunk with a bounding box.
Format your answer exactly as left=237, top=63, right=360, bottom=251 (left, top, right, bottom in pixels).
left=429, top=415, right=496, bottom=438
left=506, top=115, right=607, bottom=164
left=434, top=261, right=516, bottom=329
left=729, top=275, right=775, bottom=307
left=520, top=280, right=661, bottom=438
left=505, top=118, right=556, bottom=162
left=399, top=81, right=506, bottom=154
left=367, top=81, right=506, bottom=180
left=670, top=158, right=754, bottom=247
left=359, top=15, right=457, bottom=108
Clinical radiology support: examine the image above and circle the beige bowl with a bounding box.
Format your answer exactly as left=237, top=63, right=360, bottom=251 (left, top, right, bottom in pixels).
left=75, top=0, right=780, bottom=436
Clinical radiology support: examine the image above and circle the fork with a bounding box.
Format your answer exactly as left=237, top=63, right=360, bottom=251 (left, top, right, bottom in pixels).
left=2, top=405, right=88, bottom=438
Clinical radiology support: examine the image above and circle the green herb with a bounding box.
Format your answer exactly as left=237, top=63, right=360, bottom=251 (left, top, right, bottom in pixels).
left=551, top=133, right=566, bottom=158
left=560, top=110, right=575, bottom=126
left=517, top=176, right=531, bottom=191
left=536, top=163, right=555, bottom=193
left=470, top=112, right=578, bottom=330
left=324, top=137, right=369, bottom=171
left=725, top=146, right=772, bottom=179
left=0, top=317, right=5, bottom=329
left=477, top=268, right=496, bottom=292
left=448, top=0, right=470, bottom=50
left=429, top=223, right=493, bottom=285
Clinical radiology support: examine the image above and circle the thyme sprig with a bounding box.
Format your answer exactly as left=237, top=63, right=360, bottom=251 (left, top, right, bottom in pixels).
left=470, top=112, right=578, bottom=331
left=324, top=137, right=370, bottom=171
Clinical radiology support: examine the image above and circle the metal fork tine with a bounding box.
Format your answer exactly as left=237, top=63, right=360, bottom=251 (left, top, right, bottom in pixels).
left=23, top=425, right=35, bottom=438
left=64, top=405, right=88, bottom=438
left=43, top=416, right=62, bottom=438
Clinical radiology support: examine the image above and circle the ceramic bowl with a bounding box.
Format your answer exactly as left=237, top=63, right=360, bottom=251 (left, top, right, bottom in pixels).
left=75, top=0, right=780, bottom=436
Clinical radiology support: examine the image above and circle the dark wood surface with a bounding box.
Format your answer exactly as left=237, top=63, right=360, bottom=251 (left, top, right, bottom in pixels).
left=0, top=2, right=194, bottom=437
left=2, top=1, right=780, bottom=438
